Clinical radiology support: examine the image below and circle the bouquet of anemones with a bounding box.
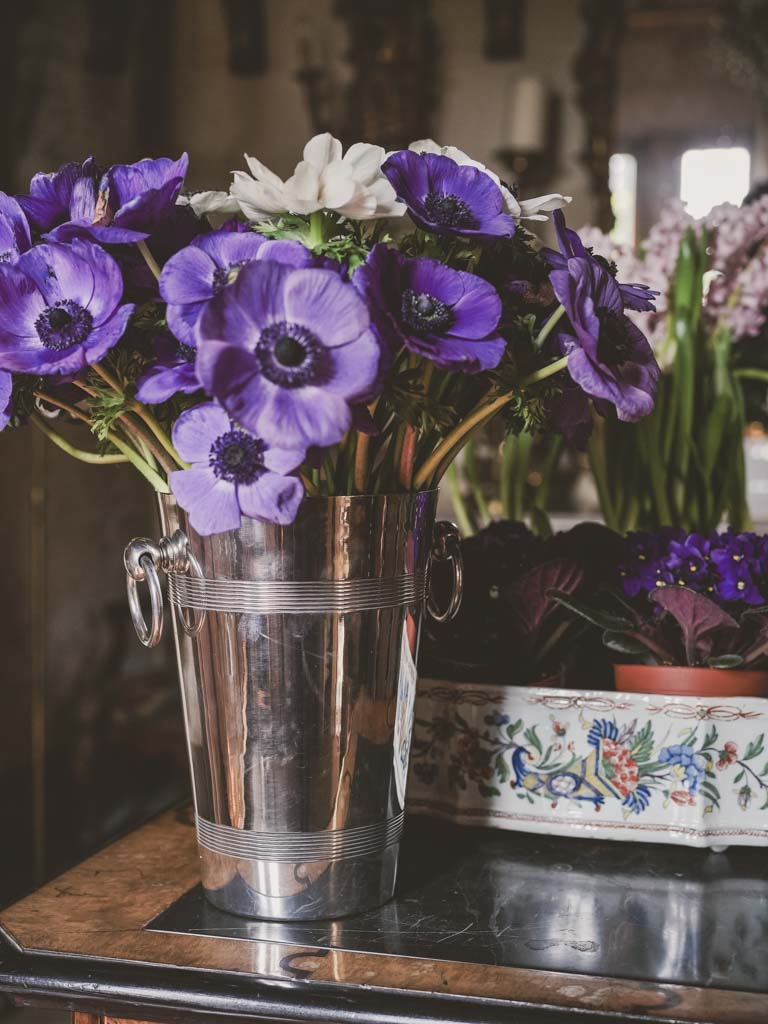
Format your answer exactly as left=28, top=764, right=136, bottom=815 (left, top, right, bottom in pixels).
left=0, top=135, right=659, bottom=536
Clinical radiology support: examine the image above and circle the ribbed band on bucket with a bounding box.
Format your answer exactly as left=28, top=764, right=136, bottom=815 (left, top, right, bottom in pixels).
left=168, top=572, right=427, bottom=614
left=196, top=812, right=405, bottom=863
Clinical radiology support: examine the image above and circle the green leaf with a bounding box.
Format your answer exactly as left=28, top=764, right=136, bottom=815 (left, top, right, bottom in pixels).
left=706, top=654, right=745, bottom=669
left=523, top=725, right=543, bottom=756
left=734, top=769, right=745, bottom=784
left=478, top=783, right=501, bottom=798
left=506, top=719, right=523, bottom=741
left=495, top=753, right=510, bottom=784
left=603, top=631, right=649, bottom=654
left=744, top=734, right=765, bottom=761
left=548, top=590, right=633, bottom=631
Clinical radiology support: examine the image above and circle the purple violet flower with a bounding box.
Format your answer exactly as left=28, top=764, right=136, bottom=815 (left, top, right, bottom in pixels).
left=354, top=244, right=505, bottom=372
left=195, top=260, right=382, bottom=449
left=0, top=370, right=12, bottom=430
left=17, top=154, right=188, bottom=244
left=381, top=151, right=515, bottom=239
left=543, top=210, right=658, bottom=313
left=0, top=240, right=134, bottom=376
left=551, top=257, right=660, bottom=422
left=0, top=192, right=31, bottom=264
left=170, top=402, right=305, bottom=535
left=134, top=335, right=201, bottom=404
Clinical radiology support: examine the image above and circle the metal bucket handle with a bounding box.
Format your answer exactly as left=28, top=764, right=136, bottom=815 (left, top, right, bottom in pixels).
left=124, top=530, right=204, bottom=647
left=124, top=520, right=463, bottom=648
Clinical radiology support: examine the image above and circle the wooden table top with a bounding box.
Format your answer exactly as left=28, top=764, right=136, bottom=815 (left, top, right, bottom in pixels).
left=1, top=806, right=767, bottom=1024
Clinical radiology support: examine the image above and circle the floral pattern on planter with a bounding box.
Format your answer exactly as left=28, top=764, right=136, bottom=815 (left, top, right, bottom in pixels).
left=407, top=680, right=768, bottom=848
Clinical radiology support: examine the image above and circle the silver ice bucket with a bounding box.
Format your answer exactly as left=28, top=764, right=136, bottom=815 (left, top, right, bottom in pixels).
left=124, top=491, right=461, bottom=920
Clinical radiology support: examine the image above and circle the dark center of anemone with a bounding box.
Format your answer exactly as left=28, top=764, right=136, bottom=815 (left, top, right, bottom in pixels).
left=596, top=308, right=633, bottom=366
left=209, top=429, right=266, bottom=485
left=400, top=289, right=454, bottom=335
left=212, top=261, right=247, bottom=294
left=35, top=300, right=94, bottom=352
left=274, top=335, right=306, bottom=367
left=423, top=191, right=476, bottom=229
left=177, top=342, right=197, bottom=362
left=589, top=250, right=619, bottom=277
left=255, top=320, right=329, bottom=388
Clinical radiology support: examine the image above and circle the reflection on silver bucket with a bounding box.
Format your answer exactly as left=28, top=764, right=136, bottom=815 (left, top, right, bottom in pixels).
left=124, top=492, right=461, bottom=920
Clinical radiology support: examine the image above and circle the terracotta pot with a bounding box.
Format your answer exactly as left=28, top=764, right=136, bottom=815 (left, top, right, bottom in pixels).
left=615, top=664, right=768, bottom=699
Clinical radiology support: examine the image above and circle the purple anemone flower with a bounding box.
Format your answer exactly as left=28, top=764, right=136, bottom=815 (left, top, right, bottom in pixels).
left=103, top=154, right=189, bottom=235
left=0, top=370, right=12, bottom=430
left=381, top=151, right=515, bottom=239
left=134, top=335, right=201, bottom=404
left=551, top=257, right=660, bottom=422
left=160, top=228, right=338, bottom=349
left=196, top=260, right=382, bottom=449
left=170, top=402, right=305, bottom=535
left=354, top=244, right=505, bottom=372
left=160, top=228, right=270, bottom=348
left=0, top=240, right=134, bottom=376
left=17, top=154, right=188, bottom=244
left=543, top=210, right=657, bottom=313
left=0, top=192, right=31, bottom=264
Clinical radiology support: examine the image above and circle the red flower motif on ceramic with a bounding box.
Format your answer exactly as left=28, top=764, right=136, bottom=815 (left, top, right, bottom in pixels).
left=601, top=738, right=640, bottom=798
left=716, top=740, right=738, bottom=770
left=670, top=789, right=696, bottom=806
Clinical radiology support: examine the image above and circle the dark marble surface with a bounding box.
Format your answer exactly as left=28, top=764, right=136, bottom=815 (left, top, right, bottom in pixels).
left=148, top=817, right=768, bottom=993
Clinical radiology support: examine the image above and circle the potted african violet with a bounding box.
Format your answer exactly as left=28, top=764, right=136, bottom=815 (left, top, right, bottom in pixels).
left=420, top=519, right=622, bottom=687
left=553, top=528, right=768, bottom=698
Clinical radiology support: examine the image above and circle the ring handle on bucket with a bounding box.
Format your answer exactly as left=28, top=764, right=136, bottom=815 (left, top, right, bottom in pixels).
left=427, top=521, right=463, bottom=624
left=124, top=530, right=204, bottom=647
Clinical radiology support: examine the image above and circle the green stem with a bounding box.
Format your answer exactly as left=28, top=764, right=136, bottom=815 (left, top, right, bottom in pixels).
left=137, top=239, right=162, bottom=281
left=533, top=304, right=566, bottom=349
left=446, top=464, right=475, bottom=536
left=306, top=211, right=326, bottom=249
left=30, top=414, right=129, bottom=465
left=413, top=355, right=570, bottom=490
left=734, top=368, right=768, bottom=384
left=108, top=431, right=171, bottom=492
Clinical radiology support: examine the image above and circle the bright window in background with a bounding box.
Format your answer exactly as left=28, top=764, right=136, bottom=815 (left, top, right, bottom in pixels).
left=609, top=153, right=637, bottom=245
left=680, top=147, right=751, bottom=218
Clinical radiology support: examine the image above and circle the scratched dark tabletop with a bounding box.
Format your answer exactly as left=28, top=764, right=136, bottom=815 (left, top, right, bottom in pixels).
left=2, top=808, right=767, bottom=1024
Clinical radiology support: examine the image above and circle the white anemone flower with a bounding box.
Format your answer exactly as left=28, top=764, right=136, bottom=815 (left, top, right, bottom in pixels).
left=408, top=139, right=571, bottom=223
left=230, top=133, right=405, bottom=221
left=177, top=190, right=240, bottom=219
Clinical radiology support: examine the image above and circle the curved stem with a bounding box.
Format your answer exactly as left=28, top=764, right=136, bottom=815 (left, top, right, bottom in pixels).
left=107, top=432, right=171, bottom=492
left=129, top=402, right=187, bottom=468
left=34, top=389, right=169, bottom=490
left=90, top=364, right=186, bottom=468
left=137, top=239, right=162, bottom=281
left=413, top=355, right=570, bottom=491
left=398, top=424, right=417, bottom=489
left=30, top=414, right=128, bottom=465
left=534, top=304, right=566, bottom=349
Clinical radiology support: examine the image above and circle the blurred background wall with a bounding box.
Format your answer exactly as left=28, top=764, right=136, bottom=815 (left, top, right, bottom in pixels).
left=2, top=0, right=767, bottom=904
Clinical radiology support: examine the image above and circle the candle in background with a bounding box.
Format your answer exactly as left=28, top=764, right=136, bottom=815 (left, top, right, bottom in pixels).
left=504, top=75, right=547, bottom=152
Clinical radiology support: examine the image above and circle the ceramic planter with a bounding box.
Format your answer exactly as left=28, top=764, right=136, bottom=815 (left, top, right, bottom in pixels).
left=407, top=679, right=768, bottom=850
left=615, top=664, right=768, bottom=699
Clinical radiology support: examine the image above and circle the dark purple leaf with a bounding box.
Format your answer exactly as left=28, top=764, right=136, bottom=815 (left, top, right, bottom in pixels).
left=650, top=587, right=738, bottom=666
left=506, top=559, right=584, bottom=633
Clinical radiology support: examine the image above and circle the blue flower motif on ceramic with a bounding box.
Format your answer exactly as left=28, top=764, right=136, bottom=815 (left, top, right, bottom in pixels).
left=484, top=711, right=510, bottom=727
left=658, top=744, right=708, bottom=794
left=587, top=718, right=619, bottom=748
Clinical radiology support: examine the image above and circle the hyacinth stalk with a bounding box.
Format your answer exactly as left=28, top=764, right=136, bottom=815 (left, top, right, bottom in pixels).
left=588, top=227, right=750, bottom=533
